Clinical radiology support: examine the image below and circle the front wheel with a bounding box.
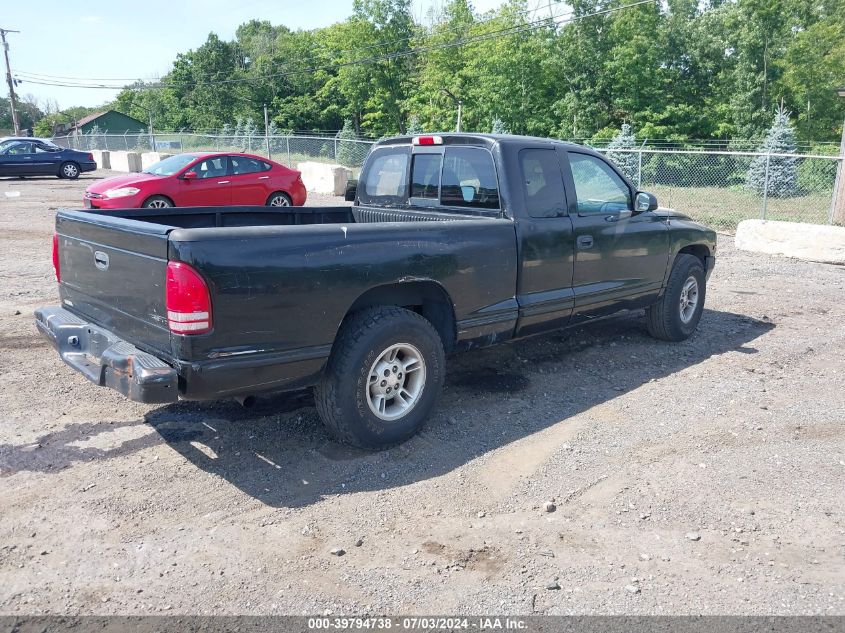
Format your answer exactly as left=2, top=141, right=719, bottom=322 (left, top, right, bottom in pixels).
left=645, top=253, right=706, bottom=342
left=315, top=306, right=445, bottom=449
left=60, top=162, right=80, bottom=179
left=142, top=195, right=173, bottom=209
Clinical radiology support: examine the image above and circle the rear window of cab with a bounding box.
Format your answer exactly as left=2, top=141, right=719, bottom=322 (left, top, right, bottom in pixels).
left=359, top=145, right=500, bottom=212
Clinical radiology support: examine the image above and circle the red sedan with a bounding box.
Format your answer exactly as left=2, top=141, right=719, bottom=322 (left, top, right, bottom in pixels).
left=84, top=152, right=306, bottom=209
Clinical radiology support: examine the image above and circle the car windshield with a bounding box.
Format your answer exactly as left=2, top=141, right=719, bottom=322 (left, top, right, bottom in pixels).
left=143, top=154, right=198, bottom=176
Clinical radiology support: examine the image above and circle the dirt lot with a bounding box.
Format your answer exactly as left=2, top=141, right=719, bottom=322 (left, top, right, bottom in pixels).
left=0, top=172, right=843, bottom=616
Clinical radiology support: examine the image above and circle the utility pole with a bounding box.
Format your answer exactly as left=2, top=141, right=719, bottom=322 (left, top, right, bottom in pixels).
left=831, top=87, right=845, bottom=226
left=441, top=88, right=462, bottom=133
left=1, top=27, right=21, bottom=135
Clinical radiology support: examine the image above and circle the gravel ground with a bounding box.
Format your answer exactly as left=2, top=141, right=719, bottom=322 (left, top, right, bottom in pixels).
left=0, top=172, right=843, bottom=615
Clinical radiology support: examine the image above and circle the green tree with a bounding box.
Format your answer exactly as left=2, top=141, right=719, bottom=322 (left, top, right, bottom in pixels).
left=336, top=119, right=361, bottom=166
left=605, top=123, right=638, bottom=180
left=746, top=104, right=799, bottom=197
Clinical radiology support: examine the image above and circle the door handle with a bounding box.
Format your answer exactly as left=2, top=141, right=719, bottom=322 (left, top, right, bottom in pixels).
left=217, top=180, right=230, bottom=184
left=577, top=235, right=594, bottom=249
left=258, top=176, right=269, bottom=180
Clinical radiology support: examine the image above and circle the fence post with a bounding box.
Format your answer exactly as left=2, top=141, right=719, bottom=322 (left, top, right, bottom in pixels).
left=286, top=135, right=291, bottom=168
left=637, top=150, right=643, bottom=189
left=123, top=131, right=129, bottom=151
left=761, top=152, right=771, bottom=220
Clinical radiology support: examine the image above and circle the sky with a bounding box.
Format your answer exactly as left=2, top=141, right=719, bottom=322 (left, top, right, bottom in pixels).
left=2, top=0, right=519, bottom=110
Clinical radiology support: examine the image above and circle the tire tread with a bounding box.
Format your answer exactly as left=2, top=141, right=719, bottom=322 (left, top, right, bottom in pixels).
left=315, top=306, right=444, bottom=448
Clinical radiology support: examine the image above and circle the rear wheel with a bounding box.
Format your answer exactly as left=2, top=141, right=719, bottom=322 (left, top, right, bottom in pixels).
left=266, top=191, right=292, bottom=207
left=315, top=306, right=445, bottom=449
left=645, top=253, right=706, bottom=341
left=59, top=162, right=80, bottom=179
left=142, top=195, right=173, bottom=209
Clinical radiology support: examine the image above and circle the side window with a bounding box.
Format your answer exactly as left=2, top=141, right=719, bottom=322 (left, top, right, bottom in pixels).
left=411, top=153, right=441, bottom=199
left=8, top=142, right=32, bottom=155
left=359, top=148, right=409, bottom=205
left=230, top=156, right=264, bottom=175
left=440, top=147, right=499, bottom=210
left=261, top=161, right=273, bottom=172
left=568, top=152, right=631, bottom=214
left=195, top=157, right=227, bottom=179
left=519, top=149, right=567, bottom=218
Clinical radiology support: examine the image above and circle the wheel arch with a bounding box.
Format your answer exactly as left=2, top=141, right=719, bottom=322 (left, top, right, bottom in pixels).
left=676, top=243, right=710, bottom=267
left=342, top=281, right=457, bottom=353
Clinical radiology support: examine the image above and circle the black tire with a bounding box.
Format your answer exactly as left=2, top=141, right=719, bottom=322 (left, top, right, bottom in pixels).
left=315, top=306, right=446, bottom=449
left=142, top=195, right=174, bottom=209
left=645, top=253, right=706, bottom=342
left=59, top=162, right=80, bottom=180
left=266, top=191, right=292, bottom=207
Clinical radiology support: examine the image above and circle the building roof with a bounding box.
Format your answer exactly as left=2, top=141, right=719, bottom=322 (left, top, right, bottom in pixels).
left=65, top=110, right=146, bottom=133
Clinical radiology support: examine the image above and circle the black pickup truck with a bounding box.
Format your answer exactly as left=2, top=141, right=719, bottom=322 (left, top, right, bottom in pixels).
left=37, top=133, right=716, bottom=448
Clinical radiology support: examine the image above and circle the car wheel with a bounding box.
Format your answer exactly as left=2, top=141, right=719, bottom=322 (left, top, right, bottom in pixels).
left=645, top=253, right=706, bottom=342
left=266, top=192, right=292, bottom=207
left=142, top=196, right=173, bottom=209
left=60, top=162, right=80, bottom=179
left=315, top=306, right=445, bottom=449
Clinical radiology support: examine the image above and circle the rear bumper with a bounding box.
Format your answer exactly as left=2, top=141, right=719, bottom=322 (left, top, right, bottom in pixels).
left=80, top=161, right=97, bottom=173
left=34, top=306, right=178, bottom=404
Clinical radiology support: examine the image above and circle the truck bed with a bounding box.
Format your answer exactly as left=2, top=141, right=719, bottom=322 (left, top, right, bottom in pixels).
left=51, top=204, right=518, bottom=400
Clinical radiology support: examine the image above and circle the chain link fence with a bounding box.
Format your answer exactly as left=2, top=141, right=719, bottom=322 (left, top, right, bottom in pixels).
left=595, top=148, right=842, bottom=231
left=50, top=132, right=374, bottom=171
left=51, top=132, right=842, bottom=232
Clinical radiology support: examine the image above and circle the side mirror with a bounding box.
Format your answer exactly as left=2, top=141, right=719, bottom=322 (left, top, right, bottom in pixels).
left=182, top=171, right=197, bottom=180
left=344, top=179, right=358, bottom=202
left=635, top=191, right=658, bottom=213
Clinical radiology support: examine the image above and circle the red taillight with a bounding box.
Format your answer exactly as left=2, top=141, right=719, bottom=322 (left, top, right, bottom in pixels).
left=166, top=261, right=212, bottom=335
left=87, top=153, right=94, bottom=162
left=412, top=135, right=443, bottom=146
left=52, top=233, right=61, bottom=283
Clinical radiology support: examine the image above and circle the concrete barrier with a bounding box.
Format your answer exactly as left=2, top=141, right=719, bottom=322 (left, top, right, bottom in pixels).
left=297, top=161, right=352, bottom=196
left=735, top=219, right=845, bottom=265
left=141, top=152, right=173, bottom=171
left=90, top=150, right=110, bottom=170
left=109, top=151, right=142, bottom=173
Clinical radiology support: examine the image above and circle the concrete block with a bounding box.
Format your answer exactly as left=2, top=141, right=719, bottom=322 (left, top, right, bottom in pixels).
left=297, top=161, right=352, bottom=196
left=90, top=150, right=110, bottom=170
left=109, top=151, right=142, bottom=173
left=141, top=152, right=173, bottom=171
left=735, top=219, right=845, bottom=265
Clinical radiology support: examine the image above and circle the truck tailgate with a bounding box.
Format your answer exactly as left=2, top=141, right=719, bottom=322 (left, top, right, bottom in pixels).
left=56, top=211, right=173, bottom=356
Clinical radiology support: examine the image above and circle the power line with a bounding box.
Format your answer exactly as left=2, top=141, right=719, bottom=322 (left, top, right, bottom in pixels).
left=17, top=0, right=651, bottom=91
left=13, top=0, right=572, bottom=85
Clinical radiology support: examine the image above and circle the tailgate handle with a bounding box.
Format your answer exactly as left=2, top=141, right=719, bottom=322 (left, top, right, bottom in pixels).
left=94, top=251, right=110, bottom=270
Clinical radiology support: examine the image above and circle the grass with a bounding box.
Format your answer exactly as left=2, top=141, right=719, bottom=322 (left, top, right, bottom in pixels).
left=648, top=185, right=832, bottom=232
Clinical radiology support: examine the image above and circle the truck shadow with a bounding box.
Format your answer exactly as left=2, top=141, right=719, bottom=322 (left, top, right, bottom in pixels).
left=141, top=308, right=774, bottom=508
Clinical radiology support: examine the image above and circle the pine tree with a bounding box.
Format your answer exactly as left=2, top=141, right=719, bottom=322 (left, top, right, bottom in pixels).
left=221, top=123, right=234, bottom=148
left=86, top=124, right=103, bottom=150
left=336, top=119, right=359, bottom=166
left=406, top=115, right=423, bottom=135
left=605, top=123, right=638, bottom=181
left=491, top=117, right=508, bottom=135
left=745, top=104, right=799, bottom=198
